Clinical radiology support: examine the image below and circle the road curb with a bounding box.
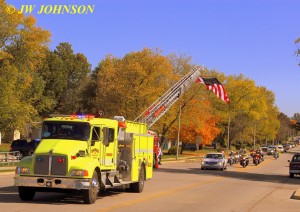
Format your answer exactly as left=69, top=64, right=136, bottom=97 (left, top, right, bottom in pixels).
left=292, top=189, right=300, bottom=200
left=0, top=171, right=15, bottom=176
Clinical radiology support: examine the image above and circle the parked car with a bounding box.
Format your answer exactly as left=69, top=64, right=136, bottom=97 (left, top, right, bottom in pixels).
left=183, top=143, right=198, bottom=151
left=10, top=139, right=41, bottom=159
left=260, top=146, right=268, bottom=155
left=201, top=152, right=227, bottom=171
left=288, top=153, right=300, bottom=178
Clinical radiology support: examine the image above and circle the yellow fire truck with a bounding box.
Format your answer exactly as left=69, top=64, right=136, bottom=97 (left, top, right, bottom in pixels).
left=14, top=66, right=202, bottom=204
left=14, top=115, right=154, bottom=204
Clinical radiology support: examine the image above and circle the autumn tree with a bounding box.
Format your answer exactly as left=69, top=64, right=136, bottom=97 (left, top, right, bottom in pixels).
left=86, top=48, right=174, bottom=119
left=0, top=1, right=50, bottom=140
left=277, top=113, right=292, bottom=141
left=153, top=55, right=221, bottom=152
left=204, top=74, right=280, bottom=149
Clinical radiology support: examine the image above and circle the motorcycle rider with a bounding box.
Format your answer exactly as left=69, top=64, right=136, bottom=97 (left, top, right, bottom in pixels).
left=273, top=147, right=279, bottom=159
left=228, top=151, right=235, bottom=165
left=256, top=149, right=264, bottom=161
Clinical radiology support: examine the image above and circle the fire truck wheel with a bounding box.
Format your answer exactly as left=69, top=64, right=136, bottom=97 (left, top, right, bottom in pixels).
left=83, top=170, right=99, bottom=204
left=28, top=150, right=34, bottom=156
left=131, top=166, right=145, bottom=193
left=18, top=186, right=35, bottom=201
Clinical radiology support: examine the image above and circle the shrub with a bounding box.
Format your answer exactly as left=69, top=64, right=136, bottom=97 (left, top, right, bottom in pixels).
left=167, top=146, right=177, bottom=155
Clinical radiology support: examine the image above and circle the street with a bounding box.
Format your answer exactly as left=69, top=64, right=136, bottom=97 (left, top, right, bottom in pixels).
left=0, top=147, right=300, bottom=212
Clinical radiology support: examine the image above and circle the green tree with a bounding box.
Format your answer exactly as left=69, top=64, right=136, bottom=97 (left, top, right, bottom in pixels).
left=0, top=1, right=50, bottom=140
left=292, top=113, right=300, bottom=122
left=37, top=43, right=91, bottom=116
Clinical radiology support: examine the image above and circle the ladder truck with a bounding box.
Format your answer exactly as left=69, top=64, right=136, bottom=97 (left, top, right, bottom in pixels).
left=136, top=66, right=202, bottom=168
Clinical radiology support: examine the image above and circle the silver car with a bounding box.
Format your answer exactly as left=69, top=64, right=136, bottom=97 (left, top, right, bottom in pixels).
left=201, top=153, right=227, bottom=171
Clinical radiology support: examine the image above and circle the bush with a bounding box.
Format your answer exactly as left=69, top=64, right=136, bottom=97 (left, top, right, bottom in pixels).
left=167, top=146, right=178, bottom=155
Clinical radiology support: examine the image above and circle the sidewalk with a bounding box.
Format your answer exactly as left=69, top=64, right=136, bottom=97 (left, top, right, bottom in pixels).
left=0, top=166, right=15, bottom=175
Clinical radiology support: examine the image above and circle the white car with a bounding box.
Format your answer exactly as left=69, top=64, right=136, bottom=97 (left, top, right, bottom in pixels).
left=277, top=145, right=284, bottom=153
left=201, top=153, right=227, bottom=171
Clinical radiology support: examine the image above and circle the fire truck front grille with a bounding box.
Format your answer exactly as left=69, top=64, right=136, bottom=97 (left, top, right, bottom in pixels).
left=34, top=155, right=68, bottom=176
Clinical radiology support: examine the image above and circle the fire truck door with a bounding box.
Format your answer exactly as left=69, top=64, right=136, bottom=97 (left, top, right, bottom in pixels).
left=91, top=126, right=101, bottom=159
left=100, top=127, right=115, bottom=167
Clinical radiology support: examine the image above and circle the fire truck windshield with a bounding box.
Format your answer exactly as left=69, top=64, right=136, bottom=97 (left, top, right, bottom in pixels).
left=42, top=121, right=91, bottom=141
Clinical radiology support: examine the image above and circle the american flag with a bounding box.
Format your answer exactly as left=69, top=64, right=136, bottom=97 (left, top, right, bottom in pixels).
left=196, top=77, right=230, bottom=103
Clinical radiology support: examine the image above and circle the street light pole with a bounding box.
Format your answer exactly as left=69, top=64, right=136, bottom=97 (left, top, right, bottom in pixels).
left=253, top=123, right=256, bottom=149
left=228, top=115, right=230, bottom=150
left=176, top=104, right=181, bottom=160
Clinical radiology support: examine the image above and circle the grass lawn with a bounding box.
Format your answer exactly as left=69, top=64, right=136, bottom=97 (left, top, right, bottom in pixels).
left=0, top=143, right=10, bottom=152
left=0, top=169, right=15, bottom=172
left=162, top=148, right=220, bottom=160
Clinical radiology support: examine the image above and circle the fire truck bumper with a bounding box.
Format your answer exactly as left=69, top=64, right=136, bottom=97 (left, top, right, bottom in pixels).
left=14, top=176, right=91, bottom=190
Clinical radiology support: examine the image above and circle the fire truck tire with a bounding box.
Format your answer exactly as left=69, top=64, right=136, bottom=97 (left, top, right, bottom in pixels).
left=18, top=186, right=35, bottom=201
left=131, top=166, right=145, bottom=193
left=83, top=170, right=99, bottom=204
left=28, top=150, right=34, bottom=156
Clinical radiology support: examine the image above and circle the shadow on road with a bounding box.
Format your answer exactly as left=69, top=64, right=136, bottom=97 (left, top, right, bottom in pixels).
left=0, top=185, right=124, bottom=204
left=155, top=165, right=299, bottom=185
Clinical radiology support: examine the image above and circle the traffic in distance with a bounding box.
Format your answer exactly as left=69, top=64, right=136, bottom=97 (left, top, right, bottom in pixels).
left=200, top=139, right=299, bottom=171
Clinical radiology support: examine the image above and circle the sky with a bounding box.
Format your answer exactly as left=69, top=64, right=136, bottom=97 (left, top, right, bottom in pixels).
left=5, top=0, right=300, bottom=117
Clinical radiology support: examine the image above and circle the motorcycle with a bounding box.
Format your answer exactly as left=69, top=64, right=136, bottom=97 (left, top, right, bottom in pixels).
left=240, top=155, right=249, bottom=168
left=228, top=155, right=235, bottom=165
left=235, top=153, right=241, bottom=164
left=253, top=154, right=261, bottom=166
left=273, top=151, right=279, bottom=159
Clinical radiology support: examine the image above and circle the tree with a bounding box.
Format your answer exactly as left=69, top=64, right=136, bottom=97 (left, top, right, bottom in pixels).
left=0, top=1, right=50, bottom=140
left=86, top=48, right=174, bottom=119
left=37, top=42, right=91, bottom=116
left=205, top=74, right=280, bottom=149
left=277, top=113, right=292, bottom=142
left=292, top=113, right=300, bottom=122
left=153, top=55, right=220, bottom=152
left=296, top=38, right=300, bottom=67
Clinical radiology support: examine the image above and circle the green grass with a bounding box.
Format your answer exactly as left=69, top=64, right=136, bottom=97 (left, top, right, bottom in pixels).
left=0, top=169, right=15, bottom=172
left=162, top=148, right=220, bottom=160
left=0, top=143, right=10, bottom=152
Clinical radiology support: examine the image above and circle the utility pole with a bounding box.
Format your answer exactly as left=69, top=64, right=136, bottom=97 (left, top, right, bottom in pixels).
left=228, top=116, right=230, bottom=150
left=253, top=123, right=256, bottom=149
left=176, top=105, right=181, bottom=160
left=227, top=104, right=231, bottom=150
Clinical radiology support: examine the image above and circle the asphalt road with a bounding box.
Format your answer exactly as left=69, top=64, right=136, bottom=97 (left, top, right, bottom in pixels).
left=1, top=147, right=300, bottom=212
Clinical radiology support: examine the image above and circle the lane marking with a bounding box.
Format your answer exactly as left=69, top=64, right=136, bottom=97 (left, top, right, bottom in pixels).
left=97, top=176, right=224, bottom=212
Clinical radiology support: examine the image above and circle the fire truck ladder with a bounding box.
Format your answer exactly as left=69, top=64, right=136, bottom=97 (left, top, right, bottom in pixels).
left=134, top=66, right=202, bottom=127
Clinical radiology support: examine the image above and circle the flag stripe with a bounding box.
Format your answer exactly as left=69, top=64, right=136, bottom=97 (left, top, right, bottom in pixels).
left=197, top=77, right=230, bottom=103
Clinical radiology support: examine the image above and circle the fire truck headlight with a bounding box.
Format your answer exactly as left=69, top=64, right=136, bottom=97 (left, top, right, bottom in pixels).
left=16, top=167, right=30, bottom=174
left=70, top=170, right=89, bottom=177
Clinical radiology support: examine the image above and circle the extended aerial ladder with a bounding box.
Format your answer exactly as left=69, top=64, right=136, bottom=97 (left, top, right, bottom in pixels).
left=134, top=66, right=203, bottom=127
